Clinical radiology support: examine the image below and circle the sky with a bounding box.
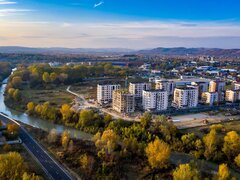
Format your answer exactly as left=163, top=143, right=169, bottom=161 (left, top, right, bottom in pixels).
left=0, top=0, right=240, bottom=49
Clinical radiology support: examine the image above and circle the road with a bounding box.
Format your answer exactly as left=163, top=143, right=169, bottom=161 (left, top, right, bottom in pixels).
left=0, top=113, right=74, bottom=180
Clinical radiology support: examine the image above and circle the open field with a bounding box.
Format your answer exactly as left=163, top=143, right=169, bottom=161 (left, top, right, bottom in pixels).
left=22, top=86, right=74, bottom=108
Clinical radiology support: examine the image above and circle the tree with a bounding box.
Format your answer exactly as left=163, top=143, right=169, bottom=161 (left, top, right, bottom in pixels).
left=203, top=129, right=223, bottom=161
left=140, top=112, right=152, bottom=128
left=145, top=138, right=171, bottom=169
left=78, top=110, right=95, bottom=127
left=93, top=129, right=119, bottom=157
left=68, top=140, right=74, bottom=152
left=173, top=163, right=199, bottom=180
left=181, top=133, right=196, bottom=152
left=235, top=154, right=240, bottom=168
left=217, top=164, right=230, bottom=180
left=11, top=76, right=23, bottom=88
left=222, top=131, right=240, bottom=160
left=50, top=72, right=57, bottom=82
left=13, top=89, right=21, bottom=102
left=104, top=114, right=113, bottom=124
left=27, top=102, right=35, bottom=115
left=61, top=130, right=70, bottom=150
left=0, top=152, right=26, bottom=179
left=42, top=72, right=50, bottom=83
left=7, top=123, right=19, bottom=136
left=79, top=154, right=95, bottom=174
left=60, top=104, right=73, bottom=123
left=47, top=129, right=58, bottom=143
left=22, top=172, right=42, bottom=180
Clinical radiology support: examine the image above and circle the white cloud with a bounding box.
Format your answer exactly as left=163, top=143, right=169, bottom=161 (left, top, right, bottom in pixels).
left=94, top=1, right=104, bottom=8
left=0, top=0, right=17, bottom=5
left=0, top=8, right=33, bottom=16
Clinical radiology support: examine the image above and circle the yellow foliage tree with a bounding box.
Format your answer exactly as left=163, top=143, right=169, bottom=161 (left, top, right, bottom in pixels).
left=217, top=164, right=230, bottom=180
left=0, top=152, right=26, bottom=179
left=223, top=131, right=240, bottom=160
left=22, top=172, right=42, bottom=180
left=7, top=123, right=19, bottom=135
left=60, top=104, right=73, bottom=123
left=61, top=130, right=70, bottom=150
left=234, top=154, right=240, bottom=168
left=93, top=129, right=119, bottom=156
left=27, top=102, right=35, bottom=115
left=79, top=154, right=95, bottom=174
left=145, top=138, right=171, bottom=169
left=172, top=163, right=199, bottom=180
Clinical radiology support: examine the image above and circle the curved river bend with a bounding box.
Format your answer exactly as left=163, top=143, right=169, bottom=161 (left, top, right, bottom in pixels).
left=0, top=78, right=92, bottom=140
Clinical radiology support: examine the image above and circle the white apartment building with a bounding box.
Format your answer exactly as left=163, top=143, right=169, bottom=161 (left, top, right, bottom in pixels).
left=209, top=80, right=226, bottom=92
left=97, top=84, right=121, bottom=104
left=191, top=82, right=209, bottom=96
left=234, top=83, right=240, bottom=90
left=112, top=90, right=135, bottom=113
left=202, top=92, right=218, bottom=106
left=142, top=90, right=168, bottom=111
left=155, top=80, right=175, bottom=95
left=225, top=90, right=240, bottom=103
left=173, top=87, right=199, bottom=109
left=129, top=82, right=151, bottom=98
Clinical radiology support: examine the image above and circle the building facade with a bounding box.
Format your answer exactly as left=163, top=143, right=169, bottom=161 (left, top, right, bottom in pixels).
left=173, top=87, right=199, bottom=109
left=142, top=90, right=168, bottom=111
left=97, top=84, right=121, bottom=104
left=112, top=90, right=135, bottom=113
left=209, top=80, right=226, bottom=92
left=155, top=80, right=175, bottom=95
left=129, top=82, right=151, bottom=98
left=201, top=92, right=218, bottom=105
left=234, top=83, right=240, bottom=90
left=225, top=90, right=240, bottom=103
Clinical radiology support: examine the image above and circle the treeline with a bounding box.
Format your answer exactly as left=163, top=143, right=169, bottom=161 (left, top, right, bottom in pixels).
left=0, top=62, right=12, bottom=81
left=44, top=113, right=240, bottom=179
left=6, top=63, right=131, bottom=89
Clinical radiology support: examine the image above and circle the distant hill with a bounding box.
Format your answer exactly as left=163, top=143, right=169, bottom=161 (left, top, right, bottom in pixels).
left=0, top=46, right=135, bottom=54
left=138, top=47, right=240, bottom=57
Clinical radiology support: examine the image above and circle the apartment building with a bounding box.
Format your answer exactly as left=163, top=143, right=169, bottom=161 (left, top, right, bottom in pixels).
left=112, top=90, right=135, bottom=113
left=191, top=82, right=209, bottom=97
left=209, top=80, right=226, bottom=92
left=129, top=82, right=151, bottom=98
left=142, top=90, right=168, bottom=111
left=155, top=80, right=175, bottom=95
left=225, top=90, right=240, bottom=103
left=173, top=87, right=199, bottom=109
left=201, top=92, right=218, bottom=105
left=97, top=84, right=121, bottom=104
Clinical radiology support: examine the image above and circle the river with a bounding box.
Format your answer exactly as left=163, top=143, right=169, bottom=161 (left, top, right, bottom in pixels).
left=0, top=78, right=93, bottom=140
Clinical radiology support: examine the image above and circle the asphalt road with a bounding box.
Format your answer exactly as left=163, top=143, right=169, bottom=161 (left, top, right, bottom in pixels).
left=0, top=113, right=73, bottom=180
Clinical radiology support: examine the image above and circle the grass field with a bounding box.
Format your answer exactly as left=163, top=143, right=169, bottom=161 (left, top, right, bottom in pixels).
left=22, top=86, right=74, bottom=108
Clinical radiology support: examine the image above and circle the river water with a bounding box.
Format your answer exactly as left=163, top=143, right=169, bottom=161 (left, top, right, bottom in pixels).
left=0, top=78, right=92, bottom=140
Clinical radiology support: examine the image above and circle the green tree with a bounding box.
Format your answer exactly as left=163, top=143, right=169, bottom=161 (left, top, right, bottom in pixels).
left=145, top=138, right=171, bottom=169
left=78, top=110, right=94, bottom=127
left=140, top=112, right=152, bottom=128
left=173, top=163, right=199, bottom=180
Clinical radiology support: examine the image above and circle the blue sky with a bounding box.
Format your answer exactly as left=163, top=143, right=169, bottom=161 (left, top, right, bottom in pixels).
left=1, top=0, right=240, bottom=49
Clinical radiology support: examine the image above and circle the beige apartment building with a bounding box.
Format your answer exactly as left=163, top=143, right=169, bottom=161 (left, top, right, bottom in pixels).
left=225, top=90, right=240, bottom=103
left=112, top=90, right=135, bottom=113
left=173, top=87, right=199, bottom=109
left=129, top=82, right=151, bottom=98
left=209, top=80, right=226, bottom=92
left=201, top=92, right=218, bottom=105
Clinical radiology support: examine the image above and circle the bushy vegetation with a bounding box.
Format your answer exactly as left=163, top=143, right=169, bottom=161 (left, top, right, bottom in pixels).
left=0, top=62, right=12, bottom=81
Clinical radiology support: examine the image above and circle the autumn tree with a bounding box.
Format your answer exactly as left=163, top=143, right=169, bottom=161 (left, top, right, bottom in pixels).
left=50, top=72, right=57, bottom=82
left=217, top=164, right=230, bottom=180
left=27, top=102, right=35, bottom=115
left=13, top=89, right=21, bottom=102
left=140, top=112, right=152, bottom=128
left=172, top=163, right=199, bottom=180
left=145, top=138, right=171, bottom=169
left=234, top=154, right=240, bottom=168
left=0, top=152, right=26, bottom=179
left=79, top=154, right=95, bottom=174
left=222, top=131, right=240, bottom=160
left=47, top=129, right=58, bottom=143
left=11, top=76, right=23, bottom=88
left=61, top=130, right=70, bottom=150
left=93, top=129, right=119, bottom=160
left=42, top=72, right=51, bottom=83
left=22, top=172, right=42, bottom=180
left=203, top=129, right=223, bottom=161
left=78, top=109, right=95, bottom=127
left=60, top=104, right=73, bottom=123
left=7, top=123, right=19, bottom=136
